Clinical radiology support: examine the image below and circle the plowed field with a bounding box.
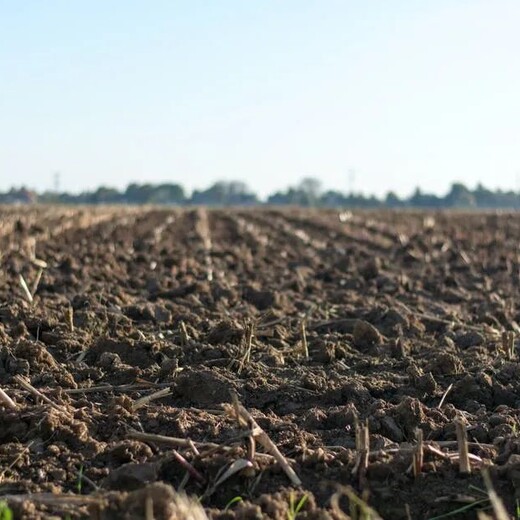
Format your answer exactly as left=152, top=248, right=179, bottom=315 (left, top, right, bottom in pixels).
left=1, top=207, right=519, bottom=519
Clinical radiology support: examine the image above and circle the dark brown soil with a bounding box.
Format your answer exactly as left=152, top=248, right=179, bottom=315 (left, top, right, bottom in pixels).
left=1, top=206, right=519, bottom=519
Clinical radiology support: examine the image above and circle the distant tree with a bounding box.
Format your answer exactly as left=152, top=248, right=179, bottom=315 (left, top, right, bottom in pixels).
left=409, top=188, right=443, bottom=208
left=3, top=177, right=520, bottom=209
left=266, top=190, right=289, bottom=205
left=267, top=187, right=306, bottom=206
left=227, top=181, right=248, bottom=196
left=125, top=183, right=155, bottom=204
left=267, top=177, right=323, bottom=206
left=90, top=186, right=122, bottom=204
left=150, top=183, right=185, bottom=204
left=299, top=177, right=322, bottom=196
left=474, top=183, right=495, bottom=208
left=298, top=177, right=322, bottom=206
left=445, top=183, right=476, bottom=208
left=321, top=190, right=348, bottom=207
left=385, top=191, right=402, bottom=208
left=190, top=181, right=257, bottom=206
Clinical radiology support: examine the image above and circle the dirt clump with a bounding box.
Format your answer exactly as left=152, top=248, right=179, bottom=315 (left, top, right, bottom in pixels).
left=353, top=320, right=383, bottom=347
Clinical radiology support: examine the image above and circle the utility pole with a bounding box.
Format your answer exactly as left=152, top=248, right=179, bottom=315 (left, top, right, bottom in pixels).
left=348, top=168, right=356, bottom=195
left=53, top=171, right=61, bottom=193
left=515, top=171, right=520, bottom=209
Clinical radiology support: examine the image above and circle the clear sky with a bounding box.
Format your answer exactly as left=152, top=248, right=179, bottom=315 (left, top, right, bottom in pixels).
left=1, top=0, right=519, bottom=198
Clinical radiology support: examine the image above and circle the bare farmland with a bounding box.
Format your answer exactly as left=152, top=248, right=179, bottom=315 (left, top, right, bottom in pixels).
left=0, top=207, right=519, bottom=519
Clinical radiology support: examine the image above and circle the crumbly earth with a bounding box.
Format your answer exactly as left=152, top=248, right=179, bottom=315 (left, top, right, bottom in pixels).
left=0, top=206, right=519, bottom=519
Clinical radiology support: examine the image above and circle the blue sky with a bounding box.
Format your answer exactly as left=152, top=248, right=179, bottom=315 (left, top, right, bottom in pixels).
left=1, top=1, right=519, bottom=198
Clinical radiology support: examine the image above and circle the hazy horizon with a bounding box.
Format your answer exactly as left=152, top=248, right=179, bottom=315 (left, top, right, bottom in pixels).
left=2, top=1, right=519, bottom=198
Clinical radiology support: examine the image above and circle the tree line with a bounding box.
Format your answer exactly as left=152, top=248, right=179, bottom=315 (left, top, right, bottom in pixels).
left=1, top=178, right=519, bottom=209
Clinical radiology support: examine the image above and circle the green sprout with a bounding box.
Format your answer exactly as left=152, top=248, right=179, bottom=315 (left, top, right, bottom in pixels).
left=224, top=496, right=243, bottom=511
left=287, top=493, right=308, bottom=520
left=0, top=501, right=13, bottom=520
left=77, top=464, right=84, bottom=494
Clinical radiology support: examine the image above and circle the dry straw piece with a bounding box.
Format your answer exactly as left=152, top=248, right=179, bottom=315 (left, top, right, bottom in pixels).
left=19, top=274, right=33, bottom=303
left=0, top=387, right=19, bottom=410
left=132, top=387, right=172, bottom=411
left=227, top=393, right=302, bottom=486
left=481, top=469, right=509, bottom=520
left=502, top=330, right=515, bottom=360
left=455, top=419, right=471, bottom=474
left=437, top=383, right=453, bottom=409
left=127, top=430, right=276, bottom=462
left=413, top=429, right=424, bottom=477
left=14, top=375, right=67, bottom=414
left=352, top=420, right=370, bottom=486
left=66, top=305, right=74, bottom=332
left=300, top=318, right=309, bottom=358
left=237, top=320, right=255, bottom=374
